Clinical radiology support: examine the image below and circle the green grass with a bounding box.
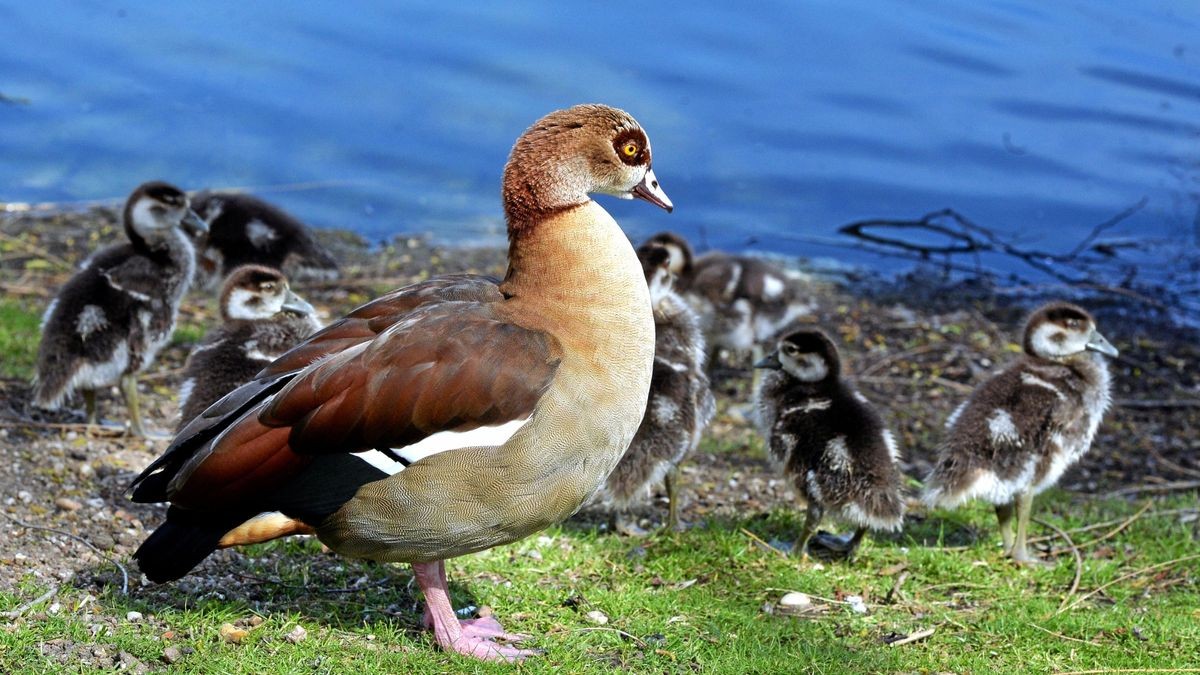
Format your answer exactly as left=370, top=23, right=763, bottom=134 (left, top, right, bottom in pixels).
left=0, top=298, right=42, bottom=379
left=2, top=493, right=1197, bottom=673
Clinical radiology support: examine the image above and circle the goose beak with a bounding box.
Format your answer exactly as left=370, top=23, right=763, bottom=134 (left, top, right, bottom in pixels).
left=281, top=290, right=315, bottom=316
left=631, top=168, right=673, bottom=213
left=1085, top=330, right=1119, bottom=358
left=754, top=351, right=782, bottom=370
left=181, top=209, right=209, bottom=237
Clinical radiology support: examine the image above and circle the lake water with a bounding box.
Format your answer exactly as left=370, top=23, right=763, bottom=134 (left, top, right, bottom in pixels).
left=2, top=1, right=1197, bottom=286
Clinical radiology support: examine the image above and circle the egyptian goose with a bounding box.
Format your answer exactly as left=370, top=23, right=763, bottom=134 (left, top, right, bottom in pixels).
left=754, top=328, right=905, bottom=560
left=34, top=181, right=207, bottom=437
left=190, top=191, right=339, bottom=287
left=594, top=244, right=715, bottom=535
left=129, top=104, right=673, bottom=661
left=641, top=231, right=809, bottom=369
left=176, top=265, right=321, bottom=431
left=923, top=302, right=1117, bottom=565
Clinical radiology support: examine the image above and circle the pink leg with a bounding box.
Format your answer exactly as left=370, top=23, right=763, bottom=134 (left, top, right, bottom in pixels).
left=413, top=561, right=538, bottom=661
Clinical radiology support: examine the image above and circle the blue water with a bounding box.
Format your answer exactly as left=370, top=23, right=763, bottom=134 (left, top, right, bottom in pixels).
left=2, top=1, right=1198, bottom=283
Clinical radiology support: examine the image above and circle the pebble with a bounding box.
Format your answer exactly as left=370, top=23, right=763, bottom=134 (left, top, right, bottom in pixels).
left=219, top=623, right=248, bottom=644
left=55, top=497, right=82, bottom=512
left=162, top=646, right=183, bottom=664
left=126, top=611, right=143, bottom=622
left=17, top=490, right=32, bottom=503
left=585, top=610, right=609, bottom=625
left=845, top=595, right=868, bottom=614
left=285, top=625, right=308, bottom=644
left=779, top=592, right=811, bottom=608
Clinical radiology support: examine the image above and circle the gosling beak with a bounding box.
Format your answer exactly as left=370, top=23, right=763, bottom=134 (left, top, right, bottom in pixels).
left=631, top=168, right=674, bottom=213
left=754, top=351, right=782, bottom=370
left=281, top=290, right=315, bottom=316
left=181, top=209, right=209, bottom=237
left=1085, top=330, right=1119, bottom=358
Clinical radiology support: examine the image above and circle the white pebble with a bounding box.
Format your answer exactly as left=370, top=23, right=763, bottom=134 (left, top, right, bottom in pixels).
left=126, top=611, right=143, bottom=622
left=845, top=595, right=867, bottom=614
left=779, top=592, right=811, bottom=607
left=585, top=610, right=609, bottom=625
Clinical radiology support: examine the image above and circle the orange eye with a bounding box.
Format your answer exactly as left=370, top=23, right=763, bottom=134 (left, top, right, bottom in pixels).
left=621, top=142, right=639, bottom=157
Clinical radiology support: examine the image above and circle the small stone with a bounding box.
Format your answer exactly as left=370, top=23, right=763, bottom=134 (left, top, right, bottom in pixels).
left=285, top=625, right=308, bottom=643
left=845, top=595, right=868, bottom=614
left=18, top=490, right=32, bottom=503
left=585, top=610, right=609, bottom=625
left=219, top=622, right=248, bottom=643
left=525, top=549, right=543, bottom=560
left=779, top=592, right=811, bottom=608
left=162, top=646, right=183, bottom=664
left=126, top=610, right=143, bottom=622
left=248, top=615, right=264, bottom=627
left=54, top=496, right=82, bottom=512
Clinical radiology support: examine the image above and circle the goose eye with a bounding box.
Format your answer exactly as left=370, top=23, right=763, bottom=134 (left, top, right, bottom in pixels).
left=621, top=141, right=639, bottom=157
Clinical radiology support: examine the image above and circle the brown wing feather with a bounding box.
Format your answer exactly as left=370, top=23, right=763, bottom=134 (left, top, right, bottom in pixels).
left=165, top=301, right=559, bottom=509
left=259, top=274, right=502, bottom=378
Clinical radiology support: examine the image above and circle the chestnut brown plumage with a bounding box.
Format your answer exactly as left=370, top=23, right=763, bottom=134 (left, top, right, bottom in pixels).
left=130, top=104, right=673, bottom=662
left=922, top=302, right=1117, bottom=565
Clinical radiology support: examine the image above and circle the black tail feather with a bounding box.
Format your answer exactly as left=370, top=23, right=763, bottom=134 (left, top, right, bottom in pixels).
left=134, top=507, right=247, bottom=583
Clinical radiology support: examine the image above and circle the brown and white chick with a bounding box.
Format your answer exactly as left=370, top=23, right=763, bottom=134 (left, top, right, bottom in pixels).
left=34, top=181, right=207, bottom=436
left=641, top=231, right=810, bottom=371
left=177, top=265, right=321, bottom=431
left=754, top=328, right=905, bottom=560
left=594, top=245, right=716, bottom=534
left=922, top=302, right=1117, bottom=565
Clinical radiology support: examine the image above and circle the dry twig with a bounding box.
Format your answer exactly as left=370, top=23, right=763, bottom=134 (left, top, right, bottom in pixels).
left=740, top=528, right=789, bottom=558
left=1033, top=518, right=1082, bottom=614
left=1057, top=553, right=1200, bottom=615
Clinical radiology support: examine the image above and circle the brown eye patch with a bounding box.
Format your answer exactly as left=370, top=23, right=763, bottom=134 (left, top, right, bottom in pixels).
left=612, top=128, right=650, bottom=166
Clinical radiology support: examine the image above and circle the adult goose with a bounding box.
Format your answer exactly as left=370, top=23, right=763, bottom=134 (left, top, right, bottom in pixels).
left=130, top=104, right=673, bottom=661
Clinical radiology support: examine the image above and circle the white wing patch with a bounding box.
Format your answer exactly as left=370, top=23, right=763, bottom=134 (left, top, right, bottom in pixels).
left=354, top=418, right=531, bottom=475
left=882, top=428, right=901, bottom=463
left=104, top=271, right=152, bottom=302
left=783, top=399, right=832, bottom=416
left=651, top=396, right=679, bottom=425
left=722, top=263, right=743, bottom=299
left=1020, top=372, right=1064, bottom=399
left=945, top=401, right=968, bottom=428
left=987, top=409, right=1021, bottom=446
left=41, top=298, right=59, bottom=331
left=178, top=378, right=195, bottom=411
left=75, top=304, right=108, bottom=339
left=761, top=274, right=785, bottom=299
left=825, top=435, right=852, bottom=473
left=246, top=219, right=280, bottom=248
